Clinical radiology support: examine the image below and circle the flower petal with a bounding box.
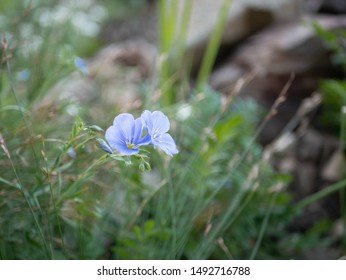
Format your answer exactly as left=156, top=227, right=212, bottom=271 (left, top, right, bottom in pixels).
left=105, top=125, right=139, bottom=155
left=97, top=139, right=113, bottom=154
left=105, top=125, right=125, bottom=149
left=115, top=146, right=139, bottom=156
left=105, top=125, right=139, bottom=156
left=113, top=113, right=135, bottom=143
left=141, top=110, right=153, bottom=132
left=66, top=147, right=76, bottom=158
left=152, top=133, right=178, bottom=157
left=132, top=117, right=144, bottom=144
left=74, top=57, right=89, bottom=76
left=151, top=111, right=170, bottom=136
left=137, top=132, right=151, bottom=146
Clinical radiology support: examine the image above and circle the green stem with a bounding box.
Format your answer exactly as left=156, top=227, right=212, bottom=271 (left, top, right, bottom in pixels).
left=295, top=179, right=346, bottom=211
left=2, top=35, right=52, bottom=258
left=3, top=35, right=39, bottom=168
left=250, top=190, right=279, bottom=260
left=194, top=186, right=246, bottom=259
left=196, top=0, right=233, bottom=90
left=8, top=151, right=52, bottom=258
left=176, top=0, right=192, bottom=64
left=157, top=0, right=176, bottom=105
left=41, top=139, right=68, bottom=258
left=167, top=165, right=177, bottom=259
left=78, top=154, right=109, bottom=180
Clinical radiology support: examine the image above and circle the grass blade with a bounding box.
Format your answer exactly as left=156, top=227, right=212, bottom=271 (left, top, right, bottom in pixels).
left=196, top=0, right=233, bottom=90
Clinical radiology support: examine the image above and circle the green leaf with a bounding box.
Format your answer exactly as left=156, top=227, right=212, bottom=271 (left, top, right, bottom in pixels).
left=144, top=220, right=156, bottom=236
left=214, top=115, right=243, bottom=141
left=0, top=176, right=17, bottom=188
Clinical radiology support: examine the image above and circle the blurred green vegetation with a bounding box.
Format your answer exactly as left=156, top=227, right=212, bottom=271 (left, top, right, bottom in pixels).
left=313, top=21, right=346, bottom=252
left=313, top=22, right=346, bottom=133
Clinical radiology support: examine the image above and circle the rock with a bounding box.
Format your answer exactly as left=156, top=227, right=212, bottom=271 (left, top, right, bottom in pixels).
left=319, top=0, right=346, bottom=14
left=302, top=0, right=346, bottom=14
left=294, top=161, right=317, bottom=198
left=268, top=132, right=297, bottom=173
left=88, top=40, right=157, bottom=110
left=100, top=2, right=157, bottom=44
left=210, top=15, right=346, bottom=143
left=291, top=128, right=338, bottom=196
left=100, top=0, right=301, bottom=74
left=181, top=0, right=283, bottom=47
left=322, top=151, right=345, bottom=181
left=211, top=15, right=346, bottom=93
left=185, top=0, right=301, bottom=44
left=303, top=0, right=324, bottom=13
left=331, top=218, right=345, bottom=239
left=269, top=124, right=341, bottom=237
left=181, top=0, right=301, bottom=74
left=296, top=129, right=324, bottom=161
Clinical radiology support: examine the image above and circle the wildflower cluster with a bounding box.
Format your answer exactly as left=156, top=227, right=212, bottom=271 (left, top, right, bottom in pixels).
left=101, top=110, right=178, bottom=157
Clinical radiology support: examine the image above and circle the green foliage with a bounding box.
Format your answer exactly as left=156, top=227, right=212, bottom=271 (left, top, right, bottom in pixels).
left=313, top=21, right=346, bottom=254
left=318, top=79, right=346, bottom=132
left=114, top=220, right=171, bottom=259
left=313, top=22, right=346, bottom=70
left=278, top=219, right=335, bottom=259
left=196, top=0, right=233, bottom=90
left=157, top=0, right=193, bottom=106
left=312, top=22, right=346, bottom=133
left=108, top=87, right=294, bottom=260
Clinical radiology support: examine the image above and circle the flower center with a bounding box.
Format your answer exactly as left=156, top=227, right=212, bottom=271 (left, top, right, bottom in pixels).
left=126, top=143, right=135, bottom=149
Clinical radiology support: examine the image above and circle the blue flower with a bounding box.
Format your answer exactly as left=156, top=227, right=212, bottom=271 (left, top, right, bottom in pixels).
left=105, top=113, right=150, bottom=155
left=74, top=57, right=89, bottom=76
left=141, top=110, right=178, bottom=157
left=66, top=147, right=76, bottom=158
left=17, top=69, right=30, bottom=81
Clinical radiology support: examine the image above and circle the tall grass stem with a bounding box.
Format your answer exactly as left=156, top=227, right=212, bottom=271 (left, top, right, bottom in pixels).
left=196, top=0, right=232, bottom=90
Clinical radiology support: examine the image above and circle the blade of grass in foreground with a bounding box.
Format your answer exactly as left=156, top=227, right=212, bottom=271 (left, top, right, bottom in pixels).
left=2, top=146, right=52, bottom=259
left=2, top=36, right=53, bottom=259
left=157, top=0, right=179, bottom=105
left=157, top=0, right=193, bottom=106
left=192, top=75, right=294, bottom=259
left=249, top=189, right=281, bottom=260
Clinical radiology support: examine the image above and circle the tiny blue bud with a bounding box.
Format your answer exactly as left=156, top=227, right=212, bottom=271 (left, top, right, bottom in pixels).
left=97, top=138, right=113, bottom=154
left=17, top=69, right=30, bottom=81
left=74, top=57, right=89, bottom=76
left=67, top=147, right=76, bottom=158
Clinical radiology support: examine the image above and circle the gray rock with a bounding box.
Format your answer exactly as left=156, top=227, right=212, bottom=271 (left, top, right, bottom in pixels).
left=320, top=0, right=346, bottom=14
left=100, top=0, right=301, bottom=74
left=211, top=15, right=346, bottom=93
left=209, top=15, right=346, bottom=143
left=182, top=0, right=301, bottom=73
